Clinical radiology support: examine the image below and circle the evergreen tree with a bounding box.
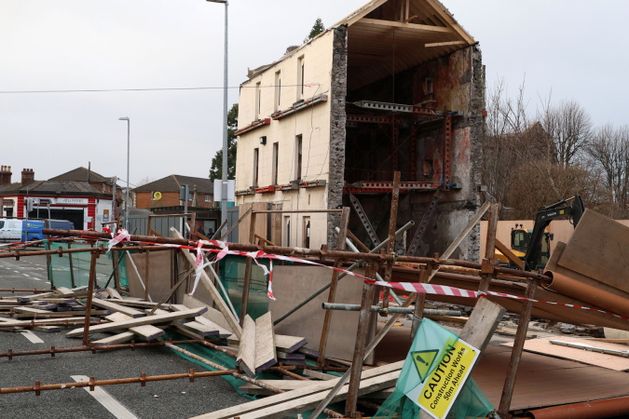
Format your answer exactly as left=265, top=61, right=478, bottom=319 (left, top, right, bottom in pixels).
left=209, top=103, right=238, bottom=182
left=306, top=18, right=325, bottom=41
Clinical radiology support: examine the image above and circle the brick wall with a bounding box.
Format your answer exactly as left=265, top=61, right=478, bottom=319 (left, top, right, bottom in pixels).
left=135, top=192, right=215, bottom=209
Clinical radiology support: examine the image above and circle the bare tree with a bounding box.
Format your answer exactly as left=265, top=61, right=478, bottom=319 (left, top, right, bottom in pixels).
left=482, top=80, right=531, bottom=204
left=587, top=125, right=629, bottom=216
left=506, top=160, right=594, bottom=218
left=541, top=100, right=592, bottom=167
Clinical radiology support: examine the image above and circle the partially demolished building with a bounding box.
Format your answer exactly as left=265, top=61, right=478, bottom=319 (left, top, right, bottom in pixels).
left=235, top=0, right=484, bottom=258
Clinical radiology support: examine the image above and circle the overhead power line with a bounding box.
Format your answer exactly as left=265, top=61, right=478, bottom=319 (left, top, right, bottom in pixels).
left=0, top=83, right=320, bottom=95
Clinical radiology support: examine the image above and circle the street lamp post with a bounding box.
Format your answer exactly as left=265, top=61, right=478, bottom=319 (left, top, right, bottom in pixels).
left=207, top=0, right=229, bottom=226
left=118, top=117, right=130, bottom=230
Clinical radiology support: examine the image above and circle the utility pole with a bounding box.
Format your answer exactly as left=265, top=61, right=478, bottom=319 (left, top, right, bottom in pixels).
left=207, top=0, right=229, bottom=226
left=118, top=117, right=130, bottom=230
left=111, top=176, right=117, bottom=229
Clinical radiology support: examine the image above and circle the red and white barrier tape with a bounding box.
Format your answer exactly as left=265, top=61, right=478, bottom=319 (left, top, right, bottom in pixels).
left=104, top=237, right=629, bottom=321
left=365, top=279, right=629, bottom=321
left=107, top=229, right=131, bottom=252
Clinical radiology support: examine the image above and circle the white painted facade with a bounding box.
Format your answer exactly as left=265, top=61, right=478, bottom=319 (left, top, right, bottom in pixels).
left=235, top=31, right=335, bottom=248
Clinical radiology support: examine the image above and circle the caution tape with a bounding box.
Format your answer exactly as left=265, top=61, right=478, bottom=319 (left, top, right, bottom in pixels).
left=103, top=237, right=629, bottom=322
left=365, top=279, right=629, bottom=321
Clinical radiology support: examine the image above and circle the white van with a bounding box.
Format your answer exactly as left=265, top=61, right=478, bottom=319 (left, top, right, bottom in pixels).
left=0, top=219, right=23, bottom=241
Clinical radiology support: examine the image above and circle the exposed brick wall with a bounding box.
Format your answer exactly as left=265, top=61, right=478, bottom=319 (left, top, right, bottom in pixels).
left=326, top=25, right=348, bottom=248
left=343, top=46, right=485, bottom=260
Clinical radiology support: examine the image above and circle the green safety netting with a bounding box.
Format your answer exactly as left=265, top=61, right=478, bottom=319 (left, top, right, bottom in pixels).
left=47, top=241, right=128, bottom=289
left=218, top=255, right=270, bottom=319
left=375, top=318, right=493, bottom=419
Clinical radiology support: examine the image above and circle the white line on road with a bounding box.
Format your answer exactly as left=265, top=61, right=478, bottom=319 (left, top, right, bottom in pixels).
left=21, top=330, right=44, bottom=344
left=22, top=273, right=31, bottom=278
left=71, top=375, right=138, bottom=419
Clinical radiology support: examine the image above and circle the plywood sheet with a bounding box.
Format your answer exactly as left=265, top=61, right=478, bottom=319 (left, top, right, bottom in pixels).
left=559, top=210, right=629, bottom=293
left=269, top=265, right=369, bottom=362
left=126, top=250, right=173, bottom=301
left=473, top=345, right=629, bottom=411
left=502, top=336, right=629, bottom=372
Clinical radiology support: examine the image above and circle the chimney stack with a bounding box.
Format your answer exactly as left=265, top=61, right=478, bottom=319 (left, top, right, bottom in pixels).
left=0, top=165, right=12, bottom=186
left=21, top=168, right=34, bottom=186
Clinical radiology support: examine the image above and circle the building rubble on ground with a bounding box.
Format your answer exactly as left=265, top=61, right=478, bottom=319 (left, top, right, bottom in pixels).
left=0, top=194, right=628, bottom=418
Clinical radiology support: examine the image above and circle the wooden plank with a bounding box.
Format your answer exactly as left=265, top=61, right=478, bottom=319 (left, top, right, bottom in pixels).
left=193, top=316, right=232, bottom=338
left=359, top=17, right=451, bottom=33
left=171, top=228, right=242, bottom=338
left=274, top=334, right=307, bottom=353
left=93, top=331, right=135, bottom=345
left=106, top=288, right=124, bottom=300
left=303, top=369, right=337, bottom=381
left=14, top=306, right=52, bottom=315
left=66, top=307, right=206, bottom=337
left=240, top=380, right=317, bottom=396
left=182, top=321, right=219, bottom=338
left=149, top=308, right=170, bottom=316
left=116, top=300, right=175, bottom=310
left=181, top=294, right=233, bottom=333
left=13, top=309, right=108, bottom=320
left=191, top=361, right=404, bottom=419
left=90, top=298, right=144, bottom=318
left=129, top=325, right=164, bottom=341
left=237, top=315, right=256, bottom=377
left=238, top=370, right=400, bottom=419
left=425, top=40, right=466, bottom=48
left=503, top=336, right=629, bottom=371
left=171, top=323, right=208, bottom=342
left=277, top=351, right=305, bottom=360
left=54, top=287, right=75, bottom=297
left=105, top=312, right=132, bottom=323
left=459, top=297, right=506, bottom=351
left=17, top=292, right=55, bottom=303
left=254, top=312, right=277, bottom=373
left=0, top=316, right=88, bottom=328
left=345, top=280, right=376, bottom=416
left=495, top=238, right=524, bottom=269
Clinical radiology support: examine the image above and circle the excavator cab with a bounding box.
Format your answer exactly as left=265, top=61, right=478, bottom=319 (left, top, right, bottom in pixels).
left=509, top=226, right=552, bottom=269
left=510, top=226, right=529, bottom=254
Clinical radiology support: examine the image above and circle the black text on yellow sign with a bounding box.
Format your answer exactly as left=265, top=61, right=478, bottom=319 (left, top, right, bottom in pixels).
left=418, top=339, right=479, bottom=418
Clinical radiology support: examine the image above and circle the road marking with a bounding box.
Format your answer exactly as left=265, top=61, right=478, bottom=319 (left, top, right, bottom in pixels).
left=71, top=375, right=138, bottom=419
left=21, top=330, right=44, bottom=344
left=22, top=273, right=31, bottom=278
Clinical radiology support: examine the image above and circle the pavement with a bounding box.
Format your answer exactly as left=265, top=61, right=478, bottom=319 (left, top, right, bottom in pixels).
left=0, top=255, right=247, bottom=419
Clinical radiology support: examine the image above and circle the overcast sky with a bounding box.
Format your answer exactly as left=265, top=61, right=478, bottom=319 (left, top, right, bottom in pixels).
left=1, top=0, right=627, bottom=186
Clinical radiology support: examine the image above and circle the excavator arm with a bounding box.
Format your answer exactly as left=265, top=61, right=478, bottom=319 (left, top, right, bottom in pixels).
left=523, top=195, right=585, bottom=271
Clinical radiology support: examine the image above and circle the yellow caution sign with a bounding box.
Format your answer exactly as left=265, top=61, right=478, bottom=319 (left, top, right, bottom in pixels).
left=417, top=339, right=479, bottom=418
left=411, top=350, right=439, bottom=382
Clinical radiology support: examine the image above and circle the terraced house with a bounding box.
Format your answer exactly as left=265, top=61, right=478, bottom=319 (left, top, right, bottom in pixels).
left=235, top=0, right=485, bottom=259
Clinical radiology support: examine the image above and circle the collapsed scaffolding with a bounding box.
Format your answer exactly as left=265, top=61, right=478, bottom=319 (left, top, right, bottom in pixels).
left=1, top=175, right=629, bottom=418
